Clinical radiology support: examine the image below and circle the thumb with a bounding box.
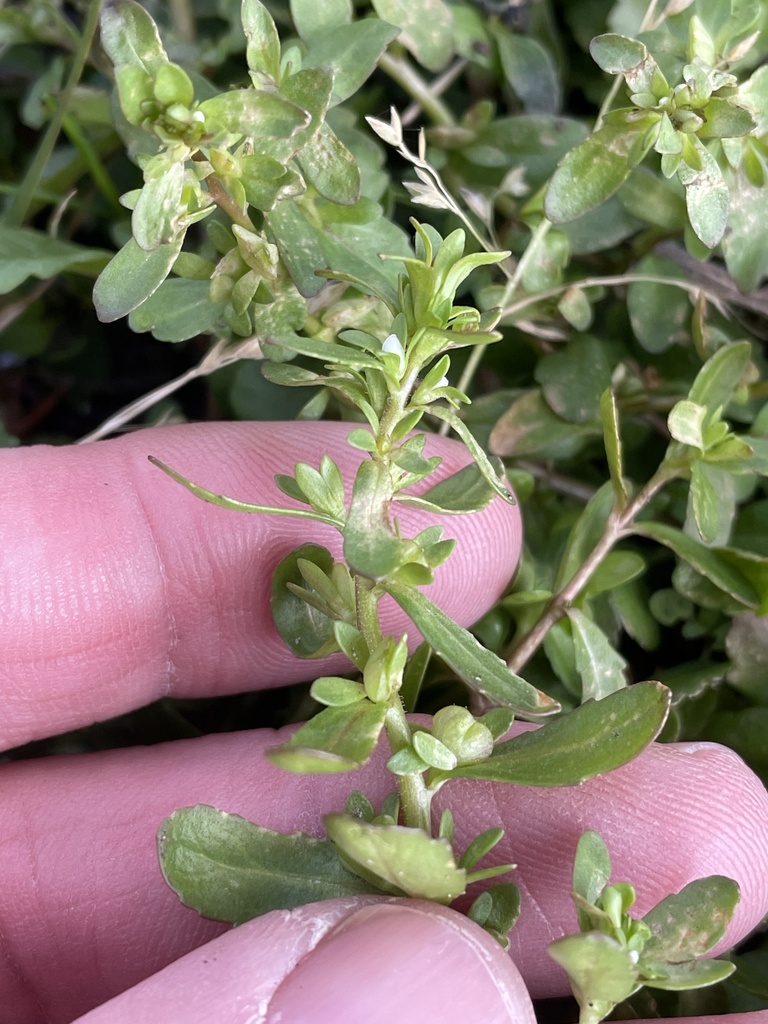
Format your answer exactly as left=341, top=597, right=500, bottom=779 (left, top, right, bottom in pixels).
left=72, top=898, right=536, bottom=1024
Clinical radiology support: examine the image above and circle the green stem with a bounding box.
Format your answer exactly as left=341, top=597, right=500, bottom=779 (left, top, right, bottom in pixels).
left=386, top=698, right=433, bottom=833
left=355, top=577, right=384, bottom=650
left=506, top=465, right=678, bottom=674
left=61, top=114, right=123, bottom=213
left=3, top=0, right=102, bottom=227
left=378, top=52, right=457, bottom=127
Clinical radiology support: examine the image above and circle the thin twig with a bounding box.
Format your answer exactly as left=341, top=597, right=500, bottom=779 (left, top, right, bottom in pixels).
left=506, top=467, right=676, bottom=673
left=77, top=338, right=262, bottom=443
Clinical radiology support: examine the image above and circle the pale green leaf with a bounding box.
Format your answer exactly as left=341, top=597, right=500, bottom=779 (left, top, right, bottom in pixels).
left=641, top=875, right=740, bottom=963
left=290, top=0, right=352, bottom=42
left=297, top=123, right=361, bottom=205
left=678, top=141, right=729, bottom=248
left=668, top=400, right=706, bottom=449
left=643, top=958, right=736, bottom=990
left=268, top=700, right=388, bottom=772
left=93, top=236, right=183, bottom=322
left=568, top=608, right=628, bottom=700
left=100, top=0, right=167, bottom=73
left=242, top=0, right=282, bottom=79
left=371, top=0, right=454, bottom=73
left=303, top=20, right=400, bottom=105
left=324, top=814, right=466, bottom=902
left=0, top=226, right=109, bottom=294
left=549, top=932, right=639, bottom=1004
left=128, top=278, right=224, bottom=341
left=545, top=114, right=651, bottom=222
left=493, top=22, right=560, bottom=114
left=688, top=341, right=751, bottom=418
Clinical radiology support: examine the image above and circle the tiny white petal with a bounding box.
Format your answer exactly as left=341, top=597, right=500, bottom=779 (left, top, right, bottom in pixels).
left=435, top=376, right=449, bottom=388
left=628, top=950, right=639, bottom=964
left=382, top=334, right=404, bottom=358
left=191, top=110, right=206, bottom=123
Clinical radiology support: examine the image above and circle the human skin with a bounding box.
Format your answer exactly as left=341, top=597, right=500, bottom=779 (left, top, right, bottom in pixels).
left=1, top=421, right=767, bottom=1024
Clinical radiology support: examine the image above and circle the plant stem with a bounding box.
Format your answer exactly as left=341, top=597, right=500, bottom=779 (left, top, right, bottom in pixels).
left=3, top=0, right=102, bottom=227
left=506, top=466, right=678, bottom=673
left=192, top=154, right=256, bottom=232
left=499, top=272, right=728, bottom=323
left=378, top=52, right=457, bottom=127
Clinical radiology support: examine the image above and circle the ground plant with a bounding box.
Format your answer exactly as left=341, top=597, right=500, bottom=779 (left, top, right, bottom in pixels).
left=3, top=0, right=768, bottom=1018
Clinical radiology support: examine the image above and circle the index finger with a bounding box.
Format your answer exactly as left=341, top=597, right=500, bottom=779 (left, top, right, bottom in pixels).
left=0, top=420, right=522, bottom=750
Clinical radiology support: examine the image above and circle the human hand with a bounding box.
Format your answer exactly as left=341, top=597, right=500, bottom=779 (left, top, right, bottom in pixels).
left=2, top=421, right=768, bottom=1024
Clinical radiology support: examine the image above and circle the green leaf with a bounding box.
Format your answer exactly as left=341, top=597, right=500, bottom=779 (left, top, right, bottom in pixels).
left=458, top=827, right=504, bottom=870
left=593, top=33, right=659, bottom=89
left=371, top=0, right=455, bottom=73
left=297, top=122, right=361, bottom=205
left=568, top=608, right=628, bottom=700
left=492, top=22, right=560, bottom=114
left=600, top=389, right=628, bottom=508
left=310, top=676, right=366, bottom=707
left=467, top=883, right=521, bottom=948
left=626, top=254, right=691, bottom=353
left=722, top=165, right=768, bottom=290
left=199, top=89, right=308, bottom=140
left=132, top=160, right=188, bottom=252
left=303, top=20, right=400, bottom=106
left=451, top=682, right=670, bottom=786
left=555, top=482, right=615, bottom=591
left=536, top=334, right=613, bottom=424
left=690, top=460, right=727, bottom=544
left=100, top=0, right=167, bottom=74
left=698, top=98, right=755, bottom=139
left=688, top=341, right=751, bottom=418
left=641, top=876, right=740, bottom=963
left=128, top=278, right=224, bottom=341
left=344, top=459, right=409, bottom=579
left=382, top=579, right=559, bottom=717
left=242, top=0, right=282, bottom=80
left=400, top=641, right=431, bottom=712
left=268, top=700, right=388, bottom=771
left=412, top=729, right=458, bottom=770
left=583, top=550, right=646, bottom=599
left=573, top=831, right=612, bottom=912
left=405, top=460, right=501, bottom=514
left=545, top=114, right=651, bottom=223
left=157, top=804, right=379, bottom=925
left=93, top=236, right=183, bottom=322
left=677, top=140, right=729, bottom=249
left=643, top=957, right=736, bottom=991
left=271, top=544, right=340, bottom=658
left=668, top=399, right=706, bottom=449
left=0, top=226, right=109, bottom=294
left=428, top=406, right=514, bottom=505
left=549, top=932, right=639, bottom=1007
left=634, top=522, right=760, bottom=608
left=290, top=0, right=352, bottom=41
left=489, top=389, right=600, bottom=459
left=324, top=814, right=466, bottom=903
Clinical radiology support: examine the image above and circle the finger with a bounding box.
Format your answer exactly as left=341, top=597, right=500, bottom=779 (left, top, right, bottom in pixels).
left=3, top=730, right=767, bottom=1023
left=0, top=421, right=521, bottom=749
left=71, top=899, right=535, bottom=1024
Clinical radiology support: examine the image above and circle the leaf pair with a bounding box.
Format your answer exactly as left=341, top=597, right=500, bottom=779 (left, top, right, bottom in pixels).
left=550, top=831, right=739, bottom=1024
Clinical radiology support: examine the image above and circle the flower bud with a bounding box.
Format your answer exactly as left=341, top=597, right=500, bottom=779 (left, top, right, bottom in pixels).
left=432, top=705, right=494, bottom=765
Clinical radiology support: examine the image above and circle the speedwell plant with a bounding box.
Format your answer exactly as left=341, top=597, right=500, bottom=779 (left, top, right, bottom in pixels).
left=8, top=0, right=768, bottom=1017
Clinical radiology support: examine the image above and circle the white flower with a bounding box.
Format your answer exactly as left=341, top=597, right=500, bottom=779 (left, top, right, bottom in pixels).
left=382, top=333, right=405, bottom=373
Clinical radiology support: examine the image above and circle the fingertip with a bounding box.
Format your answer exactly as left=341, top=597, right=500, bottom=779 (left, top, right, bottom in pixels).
left=72, top=899, right=534, bottom=1024
left=268, top=901, right=534, bottom=1024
